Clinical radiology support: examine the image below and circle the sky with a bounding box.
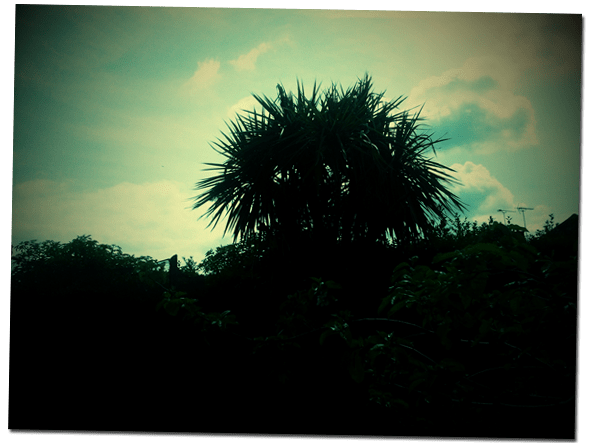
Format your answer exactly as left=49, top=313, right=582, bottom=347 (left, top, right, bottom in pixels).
left=8, top=2, right=584, bottom=268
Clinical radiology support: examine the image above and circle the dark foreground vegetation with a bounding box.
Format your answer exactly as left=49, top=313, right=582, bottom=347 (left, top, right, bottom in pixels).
left=9, top=214, right=578, bottom=438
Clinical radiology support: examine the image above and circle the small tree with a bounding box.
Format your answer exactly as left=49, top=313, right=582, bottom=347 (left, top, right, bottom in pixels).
left=193, top=74, right=465, bottom=248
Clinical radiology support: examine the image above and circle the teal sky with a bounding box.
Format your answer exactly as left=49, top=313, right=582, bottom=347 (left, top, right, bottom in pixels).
left=10, top=3, right=583, bottom=264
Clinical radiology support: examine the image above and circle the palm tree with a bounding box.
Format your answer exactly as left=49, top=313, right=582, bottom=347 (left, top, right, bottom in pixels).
left=193, top=74, right=465, bottom=249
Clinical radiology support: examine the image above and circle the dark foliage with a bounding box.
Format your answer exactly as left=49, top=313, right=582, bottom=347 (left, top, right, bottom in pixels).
left=9, top=217, right=578, bottom=437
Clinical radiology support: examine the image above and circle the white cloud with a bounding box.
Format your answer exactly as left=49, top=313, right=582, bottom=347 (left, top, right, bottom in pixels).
left=229, top=42, right=272, bottom=72
left=183, top=59, right=221, bottom=95
left=450, top=161, right=516, bottom=215
left=228, top=36, right=293, bottom=72
left=408, top=56, right=538, bottom=154
left=409, top=56, right=522, bottom=116
left=447, top=162, right=559, bottom=233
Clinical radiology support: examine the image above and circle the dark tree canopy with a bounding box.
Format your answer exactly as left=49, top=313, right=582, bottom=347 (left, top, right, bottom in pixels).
left=193, top=74, right=465, bottom=247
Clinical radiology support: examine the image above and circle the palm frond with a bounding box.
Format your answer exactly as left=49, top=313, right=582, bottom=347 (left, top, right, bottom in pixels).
left=192, top=74, right=465, bottom=245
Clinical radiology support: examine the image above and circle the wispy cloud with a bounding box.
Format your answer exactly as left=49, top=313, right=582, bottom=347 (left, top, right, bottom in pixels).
left=450, top=161, right=516, bottom=215
left=183, top=59, right=221, bottom=95
left=408, top=56, right=538, bottom=154
left=229, top=42, right=272, bottom=71
left=227, top=36, right=292, bottom=72
left=448, top=161, right=555, bottom=232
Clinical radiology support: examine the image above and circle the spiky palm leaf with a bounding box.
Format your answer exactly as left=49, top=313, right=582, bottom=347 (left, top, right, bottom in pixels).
left=193, top=74, right=466, bottom=246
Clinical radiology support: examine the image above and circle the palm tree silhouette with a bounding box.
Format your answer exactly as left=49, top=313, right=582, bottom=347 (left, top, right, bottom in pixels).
left=193, top=74, right=465, bottom=249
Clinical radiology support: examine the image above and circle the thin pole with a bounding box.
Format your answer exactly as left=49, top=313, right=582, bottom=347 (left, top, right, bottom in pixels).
left=498, top=209, right=515, bottom=225
left=517, top=206, right=534, bottom=231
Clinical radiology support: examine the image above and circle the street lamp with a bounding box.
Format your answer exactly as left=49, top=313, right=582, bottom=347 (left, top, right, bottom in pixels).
left=497, top=209, right=516, bottom=224
left=517, top=205, right=534, bottom=230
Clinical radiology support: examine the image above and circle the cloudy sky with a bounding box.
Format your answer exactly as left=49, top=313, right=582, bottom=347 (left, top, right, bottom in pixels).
left=10, top=2, right=583, bottom=265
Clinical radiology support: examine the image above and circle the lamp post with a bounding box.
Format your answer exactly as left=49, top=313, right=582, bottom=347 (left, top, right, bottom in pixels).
left=517, top=205, right=534, bottom=230
left=497, top=209, right=516, bottom=224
